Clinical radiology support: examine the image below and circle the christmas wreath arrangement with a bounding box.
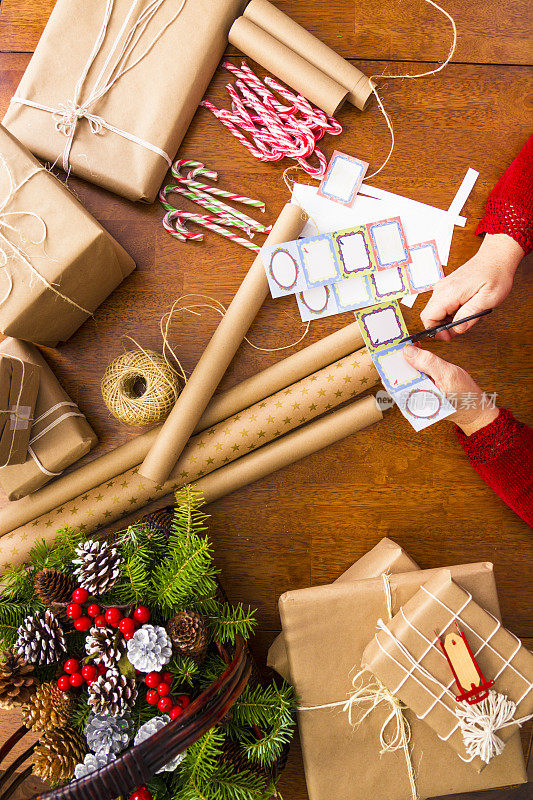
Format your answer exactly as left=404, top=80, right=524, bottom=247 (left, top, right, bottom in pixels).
left=0, top=488, right=296, bottom=800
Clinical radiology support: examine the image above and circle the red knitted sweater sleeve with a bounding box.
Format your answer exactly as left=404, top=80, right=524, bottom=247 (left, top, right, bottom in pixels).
left=476, top=134, right=533, bottom=254
left=456, top=409, right=533, bottom=527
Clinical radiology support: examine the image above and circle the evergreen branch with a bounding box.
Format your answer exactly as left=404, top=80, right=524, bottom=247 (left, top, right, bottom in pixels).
left=180, top=727, right=225, bottom=783
left=207, top=604, right=257, bottom=646
left=173, top=762, right=267, bottom=800
left=241, top=716, right=294, bottom=768
left=70, top=695, right=91, bottom=732
left=232, top=684, right=295, bottom=730
left=167, top=653, right=201, bottom=688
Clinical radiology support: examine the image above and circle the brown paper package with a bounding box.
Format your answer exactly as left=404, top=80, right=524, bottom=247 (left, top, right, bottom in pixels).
left=2, top=0, right=246, bottom=202
left=279, top=563, right=526, bottom=800
left=0, top=355, right=40, bottom=467
left=267, top=537, right=419, bottom=681
left=228, top=18, right=348, bottom=117
left=0, top=322, right=365, bottom=536
left=0, top=126, right=135, bottom=346
left=0, top=339, right=97, bottom=500
left=362, top=569, right=533, bottom=771
left=243, top=0, right=373, bottom=110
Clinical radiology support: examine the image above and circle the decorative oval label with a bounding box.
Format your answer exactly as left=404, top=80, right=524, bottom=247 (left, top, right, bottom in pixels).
left=269, top=249, right=299, bottom=290
left=405, top=388, right=442, bottom=419
left=300, top=286, right=330, bottom=314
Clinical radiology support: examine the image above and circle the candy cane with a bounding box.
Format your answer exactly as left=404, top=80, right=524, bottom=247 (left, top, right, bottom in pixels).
left=163, top=208, right=260, bottom=251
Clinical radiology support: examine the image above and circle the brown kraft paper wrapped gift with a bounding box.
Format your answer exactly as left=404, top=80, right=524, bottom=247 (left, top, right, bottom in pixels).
left=0, top=339, right=97, bottom=501
left=2, top=0, right=247, bottom=202
left=0, top=354, right=40, bottom=466
left=0, top=125, right=135, bottom=346
left=267, top=537, right=420, bottom=682
left=362, top=568, right=533, bottom=771
left=279, top=563, right=527, bottom=800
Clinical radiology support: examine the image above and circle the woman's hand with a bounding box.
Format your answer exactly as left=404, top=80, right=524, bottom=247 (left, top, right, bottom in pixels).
left=402, top=345, right=499, bottom=434
left=420, top=233, right=525, bottom=341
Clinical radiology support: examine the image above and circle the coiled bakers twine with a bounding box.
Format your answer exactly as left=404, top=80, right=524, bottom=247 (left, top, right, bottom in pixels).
left=101, top=350, right=181, bottom=426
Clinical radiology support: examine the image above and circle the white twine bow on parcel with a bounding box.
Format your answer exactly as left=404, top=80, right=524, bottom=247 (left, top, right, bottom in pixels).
left=297, top=573, right=419, bottom=800
left=0, top=156, right=92, bottom=316
left=374, top=619, right=533, bottom=764
left=10, top=0, right=188, bottom=172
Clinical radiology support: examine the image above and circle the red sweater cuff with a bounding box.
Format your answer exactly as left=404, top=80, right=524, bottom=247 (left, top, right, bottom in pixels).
left=477, top=198, right=533, bottom=254
left=455, top=409, right=522, bottom=464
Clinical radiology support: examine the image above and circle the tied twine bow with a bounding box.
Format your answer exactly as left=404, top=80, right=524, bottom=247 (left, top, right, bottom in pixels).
left=11, top=0, right=189, bottom=173
left=0, top=156, right=91, bottom=316
left=298, top=574, right=419, bottom=800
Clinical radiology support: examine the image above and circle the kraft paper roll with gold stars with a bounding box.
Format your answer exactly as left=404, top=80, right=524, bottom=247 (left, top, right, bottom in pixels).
left=0, top=348, right=378, bottom=571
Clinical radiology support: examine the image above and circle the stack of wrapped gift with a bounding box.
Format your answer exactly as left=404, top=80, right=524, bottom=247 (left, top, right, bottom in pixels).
left=0, top=352, right=40, bottom=468
left=268, top=538, right=531, bottom=800
left=0, top=125, right=135, bottom=346
left=0, top=339, right=97, bottom=500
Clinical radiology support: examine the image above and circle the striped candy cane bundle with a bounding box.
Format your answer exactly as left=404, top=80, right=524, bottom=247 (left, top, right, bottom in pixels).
left=201, top=62, right=342, bottom=178
left=159, top=159, right=269, bottom=251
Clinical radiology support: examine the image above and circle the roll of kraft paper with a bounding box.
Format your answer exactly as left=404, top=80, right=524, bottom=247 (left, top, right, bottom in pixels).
left=198, top=395, right=382, bottom=504
left=140, top=202, right=308, bottom=485
left=0, top=359, right=380, bottom=570
left=0, top=321, right=364, bottom=536
left=243, top=0, right=373, bottom=110
left=228, top=18, right=348, bottom=117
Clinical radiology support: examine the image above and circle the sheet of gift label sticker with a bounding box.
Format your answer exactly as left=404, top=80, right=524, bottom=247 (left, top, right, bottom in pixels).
left=262, top=217, right=444, bottom=321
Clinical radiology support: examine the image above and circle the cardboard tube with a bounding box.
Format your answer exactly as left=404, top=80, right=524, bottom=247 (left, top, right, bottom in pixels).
left=0, top=394, right=382, bottom=572
left=0, top=322, right=364, bottom=536
left=243, top=0, right=373, bottom=110
left=139, top=202, right=308, bottom=485
left=198, top=395, right=382, bottom=504
left=229, top=17, right=348, bottom=116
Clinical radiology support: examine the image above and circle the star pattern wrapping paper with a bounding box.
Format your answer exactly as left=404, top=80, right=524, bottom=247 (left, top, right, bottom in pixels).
left=0, top=349, right=378, bottom=571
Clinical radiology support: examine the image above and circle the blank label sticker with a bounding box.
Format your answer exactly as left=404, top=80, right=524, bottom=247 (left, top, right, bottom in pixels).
left=334, top=275, right=373, bottom=309
left=371, top=267, right=407, bottom=299
left=318, top=151, right=369, bottom=206
left=407, top=241, right=444, bottom=292
left=334, top=229, right=374, bottom=276
left=368, top=218, right=411, bottom=270
left=356, top=303, right=408, bottom=351
left=374, top=347, right=422, bottom=392
left=299, top=237, right=338, bottom=285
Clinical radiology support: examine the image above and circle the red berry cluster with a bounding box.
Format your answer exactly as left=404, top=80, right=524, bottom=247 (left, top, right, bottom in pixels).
left=144, top=671, right=190, bottom=718
left=66, top=586, right=151, bottom=641
left=57, top=659, right=106, bottom=692
left=129, top=788, right=153, bottom=800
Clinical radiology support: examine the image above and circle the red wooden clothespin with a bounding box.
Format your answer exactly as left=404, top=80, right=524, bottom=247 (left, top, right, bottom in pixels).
left=438, top=624, right=494, bottom=705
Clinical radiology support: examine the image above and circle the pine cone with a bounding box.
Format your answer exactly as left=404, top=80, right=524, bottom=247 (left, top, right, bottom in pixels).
left=126, top=625, right=172, bottom=672
left=0, top=650, right=36, bottom=709
left=222, top=737, right=252, bottom=774
left=85, top=626, right=125, bottom=669
left=88, top=669, right=138, bottom=716
left=167, top=611, right=208, bottom=660
left=34, top=569, right=75, bottom=607
left=140, top=506, right=174, bottom=538
left=84, top=712, right=131, bottom=756
left=15, top=610, right=66, bottom=666
left=32, top=727, right=87, bottom=785
left=73, top=539, right=123, bottom=596
left=22, top=682, right=74, bottom=731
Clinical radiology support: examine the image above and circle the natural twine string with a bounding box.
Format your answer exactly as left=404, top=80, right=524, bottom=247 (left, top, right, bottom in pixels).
left=101, top=337, right=181, bottom=427
left=297, top=573, right=419, bottom=800
left=102, top=290, right=310, bottom=426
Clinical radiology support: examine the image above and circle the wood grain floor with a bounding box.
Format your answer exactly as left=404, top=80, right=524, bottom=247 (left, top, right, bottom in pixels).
left=0, top=2, right=532, bottom=798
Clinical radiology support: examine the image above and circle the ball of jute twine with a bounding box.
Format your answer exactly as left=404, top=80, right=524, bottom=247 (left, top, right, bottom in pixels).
left=101, top=348, right=181, bottom=426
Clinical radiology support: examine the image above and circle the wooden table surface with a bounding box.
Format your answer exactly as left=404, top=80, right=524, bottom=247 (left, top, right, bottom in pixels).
left=0, top=1, right=532, bottom=798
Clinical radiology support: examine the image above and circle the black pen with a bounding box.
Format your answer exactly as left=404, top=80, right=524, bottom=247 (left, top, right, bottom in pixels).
left=399, top=309, right=493, bottom=344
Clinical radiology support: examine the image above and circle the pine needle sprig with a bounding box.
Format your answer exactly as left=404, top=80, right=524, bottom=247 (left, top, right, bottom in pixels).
left=70, top=695, right=91, bottom=732
left=207, top=603, right=257, bottom=646
left=167, top=653, right=201, bottom=688
left=232, top=684, right=296, bottom=732
left=28, top=527, right=85, bottom=573
left=180, top=727, right=225, bottom=784
left=0, top=601, right=35, bottom=648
